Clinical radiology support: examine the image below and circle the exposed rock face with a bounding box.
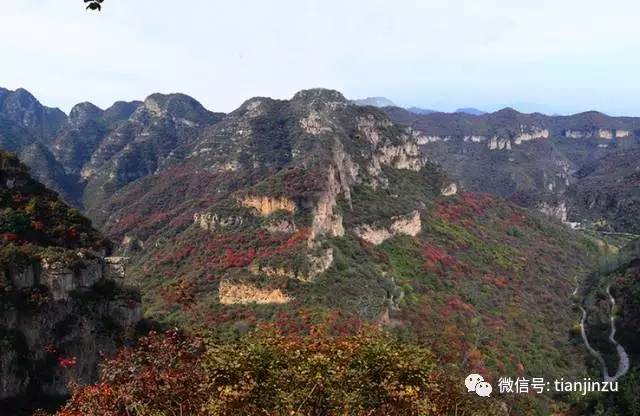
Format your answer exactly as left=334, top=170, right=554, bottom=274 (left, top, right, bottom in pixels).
left=194, top=212, right=244, bottom=231
left=218, top=280, right=291, bottom=305
left=487, top=127, right=549, bottom=151
left=0, top=253, right=142, bottom=402
left=441, top=183, right=458, bottom=196
left=238, top=195, right=296, bottom=216
left=564, top=129, right=631, bottom=139
left=538, top=201, right=568, bottom=222
left=0, top=151, right=142, bottom=406
left=310, top=166, right=347, bottom=242
left=375, top=142, right=423, bottom=171
left=355, top=211, right=422, bottom=245
left=0, top=87, right=66, bottom=140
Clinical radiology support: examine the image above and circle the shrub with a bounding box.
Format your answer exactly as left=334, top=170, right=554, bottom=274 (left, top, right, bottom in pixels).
left=51, top=327, right=503, bottom=416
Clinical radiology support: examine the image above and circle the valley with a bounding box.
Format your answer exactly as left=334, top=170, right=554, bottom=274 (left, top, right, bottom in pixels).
left=1, top=85, right=637, bottom=415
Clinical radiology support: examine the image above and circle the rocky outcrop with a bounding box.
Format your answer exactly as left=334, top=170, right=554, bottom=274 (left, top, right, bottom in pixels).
left=218, top=280, right=291, bottom=305
left=301, top=110, right=333, bottom=135
left=238, top=195, right=296, bottom=216
left=487, top=127, right=548, bottom=151
left=416, top=135, right=452, bottom=144
left=538, top=201, right=568, bottom=222
left=441, top=183, right=458, bottom=196
left=512, top=127, right=549, bottom=144
left=564, top=129, right=631, bottom=139
left=0, top=252, right=142, bottom=402
left=194, top=212, right=244, bottom=231
left=354, top=211, right=422, bottom=245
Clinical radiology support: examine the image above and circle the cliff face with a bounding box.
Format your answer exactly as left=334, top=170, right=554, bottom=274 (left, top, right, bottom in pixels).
left=386, top=106, right=640, bottom=232
left=91, top=89, right=434, bottom=325
left=0, top=151, right=142, bottom=408
left=0, top=253, right=142, bottom=401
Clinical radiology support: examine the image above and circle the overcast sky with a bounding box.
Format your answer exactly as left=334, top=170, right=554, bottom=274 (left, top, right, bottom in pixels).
left=1, top=0, right=639, bottom=115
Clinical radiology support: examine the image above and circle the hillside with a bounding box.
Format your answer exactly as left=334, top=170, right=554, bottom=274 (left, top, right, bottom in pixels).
left=385, top=107, right=640, bottom=232
left=75, top=89, right=600, bottom=413
left=0, top=151, right=142, bottom=413
left=0, top=88, right=616, bottom=414
left=0, top=87, right=224, bottom=210
left=578, top=239, right=640, bottom=415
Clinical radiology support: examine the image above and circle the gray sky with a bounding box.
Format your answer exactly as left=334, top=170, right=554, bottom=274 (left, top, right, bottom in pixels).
left=2, top=0, right=639, bottom=115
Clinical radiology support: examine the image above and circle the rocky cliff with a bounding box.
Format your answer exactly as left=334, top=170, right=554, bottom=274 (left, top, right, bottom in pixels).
left=386, top=106, right=640, bottom=231
left=0, top=151, right=141, bottom=410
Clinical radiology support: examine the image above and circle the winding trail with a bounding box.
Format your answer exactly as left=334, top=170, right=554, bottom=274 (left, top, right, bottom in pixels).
left=574, top=280, right=630, bottom=382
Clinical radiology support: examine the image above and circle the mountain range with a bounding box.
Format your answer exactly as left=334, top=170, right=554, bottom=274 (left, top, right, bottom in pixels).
left=1, top=85, right=637, bottom=413
left=384, top=106, right=640, bottom=233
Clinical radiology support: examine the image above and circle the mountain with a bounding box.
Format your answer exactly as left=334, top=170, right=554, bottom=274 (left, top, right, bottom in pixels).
left=79, top=93, right=224, bottom=213
left=455, top=107, right=487, bottom=115
left=0, top=87, right=617, bottom=413
left=385, top=107, right=640, bottom=232
left=0, top=88, right=67, bottom=141
left=0, top=87, right=224, bottom=210
left=0, top=151, right=142, bottom=413
left=407, top=106, right=436, bottom=115
left=352, top=96, right=396, bottom=108
left=74, top=89, right=600, bottom=414
left=577, top=239, right=640, bottom=415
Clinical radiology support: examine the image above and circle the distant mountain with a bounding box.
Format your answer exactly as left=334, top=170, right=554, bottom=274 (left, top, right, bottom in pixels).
left=0, top=87, right=223, bottom=209
left=385, top=106, right=640, bottom=232
left=80, top=93, right=224, bottom=213
left=455, top=107, right=486, bottom=115
left=407, top=106, right=436, bottom=115
left=0, top=87, right=66, bottom=140
left=351, top=96, right=396, bottom=108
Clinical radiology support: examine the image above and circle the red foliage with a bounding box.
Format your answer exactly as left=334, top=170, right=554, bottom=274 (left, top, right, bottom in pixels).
left=58, top=356, right=77, bottom=369
left=482, top=273, right=509, bottom=288
left=423, top=244, right=455, bottom=272
left=2, top=232, right=19, bottom=242
left=435, top=193, right=495, bottom=223
left=55, top=331, right=204, bottom=416
left=446, top=297, right=475, bottom=313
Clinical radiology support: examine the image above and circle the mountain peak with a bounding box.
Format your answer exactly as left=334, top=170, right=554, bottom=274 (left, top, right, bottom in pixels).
left=292, top=89, right=349, bottom=105
left=352, top=96, right=396, bottom=108
left=137, top=93, right=213, bottom=122
left=69, top=102, right=104, bottom=126
left=493, top=107, right=521, bottom=116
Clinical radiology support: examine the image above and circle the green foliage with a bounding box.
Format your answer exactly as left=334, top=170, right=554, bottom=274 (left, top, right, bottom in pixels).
left=52, top=328, right=505, bottom=416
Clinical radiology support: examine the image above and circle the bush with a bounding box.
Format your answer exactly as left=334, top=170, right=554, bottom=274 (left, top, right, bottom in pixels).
left=51, top=327, right=504, bottom=416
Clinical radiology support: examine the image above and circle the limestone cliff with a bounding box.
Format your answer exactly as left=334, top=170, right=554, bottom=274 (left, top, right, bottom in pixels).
left=0, top=250, right=142, bottom=404
left=0, top=151, right=142, bottom=407
left=354, top=211, right=422, bottom=245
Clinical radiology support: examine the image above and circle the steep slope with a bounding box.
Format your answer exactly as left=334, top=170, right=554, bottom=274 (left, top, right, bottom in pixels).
left=0, top=152, right=142, bottom=412
left=91, top=90, right=598, bottom=402
left=81, top=93, right=224, bottom=213
left=0, top=87, right=223, bottom=212
left=579, top=239, right=640, bottom=415
left=0, top=88, right=67, bottom=141
left=18, top=142, right=79, bottom=204
left=0, top=88, right=72, bottom=201
left=386, top=107, right=640, bottom=230
left=49, top=101, right=136, bottom=177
